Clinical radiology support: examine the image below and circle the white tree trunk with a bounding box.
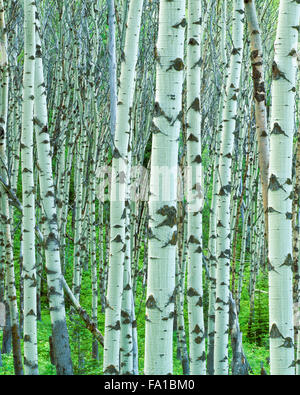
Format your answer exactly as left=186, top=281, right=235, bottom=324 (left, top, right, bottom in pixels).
left=34, top=11, right=73, bottom=375
left=214, top=0, right=244, bottom=375
left=207, top=0, right=227, bottom=375
left=244, top=0, right=269, bottom=241
left=21, top=0, right=38, bottom=375
left=144, top=0, right=185, bottom=375
left=268, top=0, right=299, bottom=375
left=186, top=0, right=205, bottom=375
left=103, top=0, right=143, bottom=374
left=0, top=1, right=23, bottom=375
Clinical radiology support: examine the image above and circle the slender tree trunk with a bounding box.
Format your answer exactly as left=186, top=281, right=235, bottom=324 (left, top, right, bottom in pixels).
left=186, top=0, right=205, bottom=375
left=297, top=231, right=300, bottom=374
left=214, top=0, right=244, bottom=375
left=268, top=0, right=299, bottom=375
left=90, top=162, right=99, bottom=359
left=34, top=10, right=73, bottom=375
left=207, top=0, right=227, bottom=375
left=120, top=147, right=134, bottom=374
left=144, top=0, right=185, bottom=375
left=72, top=129, right=86, bottom=302
left=244, top=0, right=269, bottom=243
left=21, top=0, right=38, bottom=374
left=0, top=0, right=23, bottom=376
left=292, top=125, right=300, bottom=308
left=107, top=0, right=117, bottom=145
left=62, top=278, right=104, bottom=347
left=131, top=291, right=139, bottom=375
left=175, top=208, right=190, bottom=375
left=0, top=0, right=11, bottom=359
left=229, top=292, right=251, bottom=375
left=1, top=300, right=12, bottom=354
left=103, top=0, right=143, bottom=374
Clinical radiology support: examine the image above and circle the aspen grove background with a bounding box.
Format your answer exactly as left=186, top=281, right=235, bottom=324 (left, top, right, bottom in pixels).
left=0, top=0, right=299, bottom=376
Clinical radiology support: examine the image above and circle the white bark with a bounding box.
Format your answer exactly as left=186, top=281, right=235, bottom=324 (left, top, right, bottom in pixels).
left=268, top=0, right=299, bottom=375
left=107, top=0, right=117, bottom=144
left=0, top=1, right=23, bottom=374
left=214, top=0, right=244, bottom=375
left=120, top=158, right=134, bottom=374
left=21, top=0, right=38, bottom=375
left=245, top=0, right=269, bottom=240
left=103, top=0, right=143, bottom=374
left=186, top=0, right=205, bottom=375
left=207, top=0, right=227, bottom=375
left=34, top=11, right=73, bottom=375
left=144, top=0, right=185, bottom=375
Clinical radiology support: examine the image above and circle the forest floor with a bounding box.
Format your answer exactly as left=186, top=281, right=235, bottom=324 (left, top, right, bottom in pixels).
left=0, top=259, right=270, bottom=375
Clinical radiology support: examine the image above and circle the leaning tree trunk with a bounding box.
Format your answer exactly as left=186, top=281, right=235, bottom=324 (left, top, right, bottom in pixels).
left=268, top=0, right=299, bottom=375
left=21, top=0, right=39, bottom=375
left=144, top=0, right=185, bottom=375
left=244, top=0, right=269, bottom=243
left=214, top=0, right=244, bottom=375
left=103, top=0, right=143, bottom=375
left=34, top=10, right=73, bottom=375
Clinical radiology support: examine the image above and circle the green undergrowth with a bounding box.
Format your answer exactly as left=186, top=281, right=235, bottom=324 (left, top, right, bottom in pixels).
left=0, top=195, right=270, bottom=375
left=0, top=254, right=270, bottom=375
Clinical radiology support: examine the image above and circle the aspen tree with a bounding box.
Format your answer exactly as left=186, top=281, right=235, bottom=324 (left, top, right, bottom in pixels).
left=103, top=0, right=143, bottom=374
left=0, top=0, right=23, bottom=375
left=207, top=0, right=227, bottom=375
left=98, top=166, right=106, bottom=313
left=107, top=0, right=117, bottom=143
left=34, top=10, right=73, bottom=375
left=8, top=54, right=21, bottom=197
left=297, top=126, right=300, bottom=375
left=236, top=131, right=253, bottom=311
left=293, top=125, right=300, bottom=307
left=89, top=153, right=99, bottom=359
left=21, top=0, right=38, bottom=375
left=144, top=0, right=185, bottom=375
left=230, top=102, right=248, bottom=294
left=71, top=47, right=89, bottom=301
left=61, top=277, right=104, bottom=347
left=244, top=0, right=269, bottom=240
left=120, top=148, right=134, bottom=374
left=59, top=126, right=75, bottom=274
left=0, top=201, right=4, bottom=306
left=186, top=0, right=205, bottom=375
left=248, top=185, right=260, bottom=339
left=89, top=41, right=100, bottom=358
left=72, top=130, right=86, bottom=302
left=268, top=0, right=299, bottom=375
left=297, top=231, right=300, bottom=374
left=131, top=292, right=139, bottom=375
left=176, top=206, right=190, bottom=374
left=214, top=0, right=244, bottom=375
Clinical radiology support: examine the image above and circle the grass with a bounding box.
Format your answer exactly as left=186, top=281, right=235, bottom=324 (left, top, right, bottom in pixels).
left=0, top=201, right=270, bottom=375
left=0, top=251, right=270, bottom=375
